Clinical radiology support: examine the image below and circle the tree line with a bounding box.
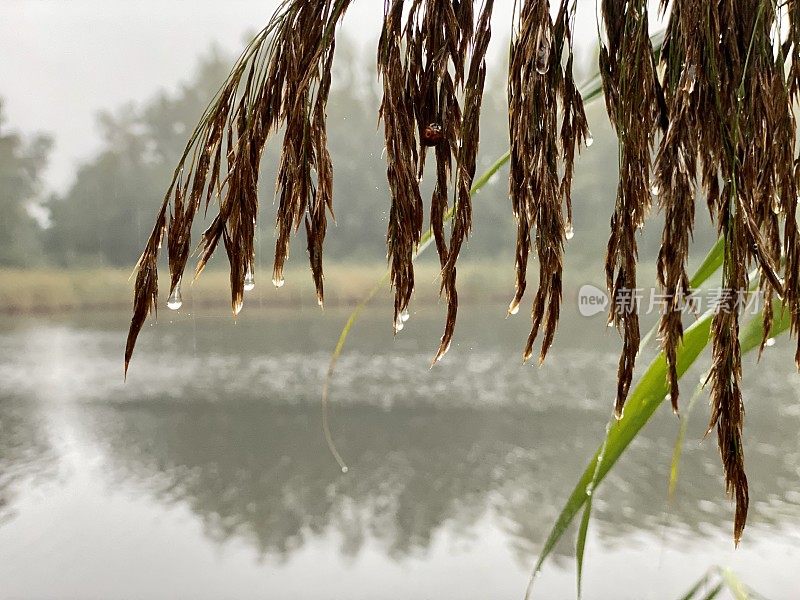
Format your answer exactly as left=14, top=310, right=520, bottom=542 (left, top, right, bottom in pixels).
left=0, top=40, right=719, bottom=271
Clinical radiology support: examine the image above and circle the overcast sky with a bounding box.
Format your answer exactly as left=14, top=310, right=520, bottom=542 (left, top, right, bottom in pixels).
left=0, top=0, right=609, bottom=192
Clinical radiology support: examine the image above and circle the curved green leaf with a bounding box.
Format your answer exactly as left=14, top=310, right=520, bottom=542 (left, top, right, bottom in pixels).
left=528, top=298, right=793, bottom=598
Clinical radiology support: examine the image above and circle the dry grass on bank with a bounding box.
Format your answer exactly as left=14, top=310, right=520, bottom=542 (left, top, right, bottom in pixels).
left=0, top=262, right=516, bottom=315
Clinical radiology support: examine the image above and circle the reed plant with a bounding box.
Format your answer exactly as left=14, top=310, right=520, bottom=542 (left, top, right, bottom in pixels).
left=125, top=1, right=800, bottom=596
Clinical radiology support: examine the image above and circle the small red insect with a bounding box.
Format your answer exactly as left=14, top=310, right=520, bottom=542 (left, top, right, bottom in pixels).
left=421, top=123, right=444, bottom=147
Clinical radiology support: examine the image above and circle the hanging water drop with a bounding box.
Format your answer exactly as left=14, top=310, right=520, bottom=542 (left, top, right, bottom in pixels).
left=167, top=282, right=183, bottom=310
left=272, top=276, right=285, bottom=288
left=765, top=337, right=776, bottom=348
left=585, top=131, right=594, bottom=147
left=394, top=316, right=405, bottom=333
left=244, top=267, right=255, bottom=292
left=585, top=483, right=594, bottom=497
left=400, top=309, right=410, bottom=323
left=508, top=300, right=520, bottom=316
left=233, top=299, right=243, bottom=316
left=565, top=224, right=575, bottom=240
left=650, top=181, right=660, bottom=196
left=341, top=465, right=349, bottom=474
left=535, top=30, right=551, bottom=75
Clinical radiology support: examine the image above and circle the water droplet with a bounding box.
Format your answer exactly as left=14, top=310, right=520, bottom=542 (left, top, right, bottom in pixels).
left=535, top=29, right=551, bottom=75
left=508, top=300, right=520, bottom=316
left=650, top=182, right=660, bottom=196
left=167, top=282, right=183, bottom=310
left=233, top=300, right=243, bottom=316
left=772, top=198, right=782, bottom=215
left=765, top=337, right=776, bottom=347
left=272, top=276, right=285, bottom=288
left=565, top=224, right=575, bottom=240
left=400, top=309, right=410, bottom=323
left=244, top=267, right=255, bottom=292
left=585, top=132, right=594, bottom=147
left=341, top=466, right=349, bottom=474
left=394, top=317, right=404, bottom=333
left=585, top=484, right=594, bottom=497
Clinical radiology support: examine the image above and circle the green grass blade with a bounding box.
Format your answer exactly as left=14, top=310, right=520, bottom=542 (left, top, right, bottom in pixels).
left=699, top=583, right=725, bottom=600
left=739, top=298, right=791, bottom=353
left=689, top=237, right=725, bottom=289
left=526, top=298, right=794, bottom=597
left=575, top=499, right=592, bottom=599
left=668, top=380, right=705, bottom=500
left=321, top=273, right=388, bottom=473
left=525, top=309, right=717, bottom=597
left=720, top=568, right=750, bottom=600
left=318, top=147, right=510, bottom=470
left=640, top=237, right=725, bottom=352
left=576, top=421, right=611, bottom=598
left=575, top=235, right=727, bottom=595
left=677, top=570, right=714, bottom=600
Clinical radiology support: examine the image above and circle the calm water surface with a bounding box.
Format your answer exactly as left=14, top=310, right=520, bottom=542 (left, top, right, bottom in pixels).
left=1, top=300, right=798, bottom=599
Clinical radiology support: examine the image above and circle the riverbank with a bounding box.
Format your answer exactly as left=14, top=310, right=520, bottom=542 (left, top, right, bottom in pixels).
left=0, top=262, right=519, bottom=315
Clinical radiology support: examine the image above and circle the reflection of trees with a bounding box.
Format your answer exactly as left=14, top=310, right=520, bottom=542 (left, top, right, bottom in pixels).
left=86, top=394, right=800, bottom=564
left=0, top=400, right=57, bottom=523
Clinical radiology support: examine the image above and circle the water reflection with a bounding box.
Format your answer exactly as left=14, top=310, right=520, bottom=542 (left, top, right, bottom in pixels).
left=0, top=400, right=57, bottom=523
left=83, top=384, right=800, bottom=565
left=0, top=307, right=798, bottom=595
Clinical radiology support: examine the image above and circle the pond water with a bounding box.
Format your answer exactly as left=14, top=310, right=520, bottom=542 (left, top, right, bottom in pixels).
left=1, top=300, right=798, bottom=599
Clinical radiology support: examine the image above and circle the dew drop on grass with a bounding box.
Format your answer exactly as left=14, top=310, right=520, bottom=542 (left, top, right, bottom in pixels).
left=565, top=224, right=575, bottom=240
left=585, top=131, right=594, bottom=147
left=766, top=337, right=776, bottom=347
left=400, top=309, right=410, bottom=323
left=341, top=466, right=349, bottom=474
left=167, top=282, right=183, bottom=310
left=272, top=276, right=285, bottom=288
left=394, top=317, right=404, bottom=333
left=233, top=300, right=243, bottom=316
left=244, top=267, right=255, bottom=292
left=508, top=300, right=520, bottom=316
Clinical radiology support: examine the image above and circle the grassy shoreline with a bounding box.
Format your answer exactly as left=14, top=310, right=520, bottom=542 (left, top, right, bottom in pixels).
left=0, top=263, right=520, bottom=315
left=0, top=258, right=660, bottom=316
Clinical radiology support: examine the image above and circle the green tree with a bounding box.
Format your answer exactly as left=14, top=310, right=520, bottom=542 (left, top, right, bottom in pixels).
left=45, top=51, right=232, bottom=267
left=0, top=101, right=50, bottom=267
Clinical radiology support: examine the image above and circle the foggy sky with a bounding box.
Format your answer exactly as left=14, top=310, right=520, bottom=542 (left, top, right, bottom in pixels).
left=0, top=0, right=607, bottom=193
